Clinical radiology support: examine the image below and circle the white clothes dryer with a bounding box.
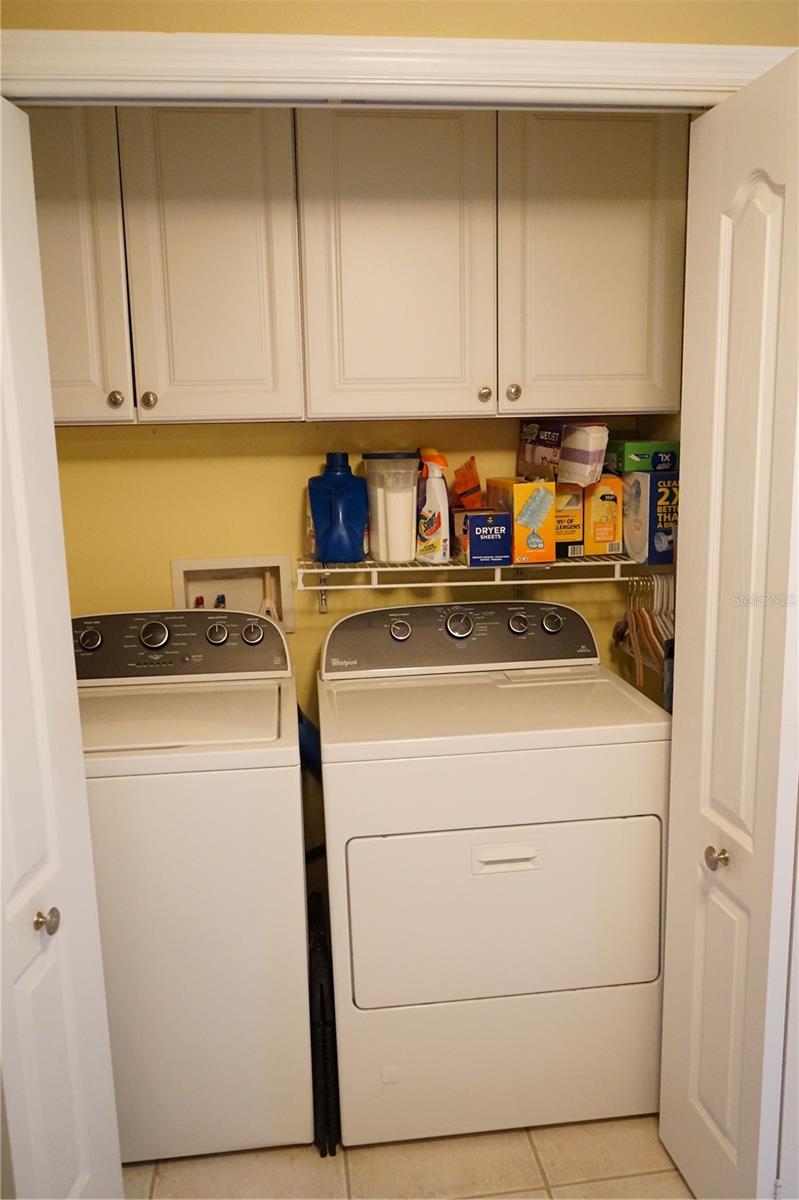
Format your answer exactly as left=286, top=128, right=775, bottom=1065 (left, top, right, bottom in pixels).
left=318, top=601, right=671, bottom=1147
left=74, top=610, right=313, bottom=1163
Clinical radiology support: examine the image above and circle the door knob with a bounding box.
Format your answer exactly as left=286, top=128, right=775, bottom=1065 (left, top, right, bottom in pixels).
left=33, top=907, right=61, bottom=935
left=106, top=390, right=125, bottom=409
left=704, top=845, right=730, bottom=871
left=506, top=383, right=522, bottom=401
left=140, top=391, right=158, bottom=410
left=477, top=386, right=493, bottom=402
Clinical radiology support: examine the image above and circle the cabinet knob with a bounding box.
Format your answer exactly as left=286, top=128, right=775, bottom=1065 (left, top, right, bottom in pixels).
left=506, top=383, right=522, bottom=401
left=33, top=907, right=61, bottom=936
left=106, top=390, right=125, bottom=409
left=477, top=386, right=493, bottom=402
left=704, top=845, right=730, bottom=871
left=140, top=391, right=158, bottom=410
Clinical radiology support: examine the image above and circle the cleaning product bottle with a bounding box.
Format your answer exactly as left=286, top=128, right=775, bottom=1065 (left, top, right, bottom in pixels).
left=308, top=453, right=368, bottom=564
left=416, top=449, right=450, bottom=563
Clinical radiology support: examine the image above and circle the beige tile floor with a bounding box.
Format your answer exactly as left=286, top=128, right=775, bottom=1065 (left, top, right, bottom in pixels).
left=123, top=1115, right=693, bottom=1200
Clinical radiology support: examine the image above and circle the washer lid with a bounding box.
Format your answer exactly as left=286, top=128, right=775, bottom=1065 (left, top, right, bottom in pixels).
left=80, top=679, right=281, bottom=753
left=319, top=665, right=670, bottom=762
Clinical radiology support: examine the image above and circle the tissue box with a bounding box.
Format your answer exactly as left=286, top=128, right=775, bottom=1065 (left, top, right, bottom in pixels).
left=486, top=477, right=556, bottom=564
left=451, top=510, right=512, bottom=566
left=555, top=483, right=585, bottom=559
left=623, top=473, right=679, bottom=564
left=605, top=440, right=679, bottom=474
left=584, top=475, right=624, bottom=555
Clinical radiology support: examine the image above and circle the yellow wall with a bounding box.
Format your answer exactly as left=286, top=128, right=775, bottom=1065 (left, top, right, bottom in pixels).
left=3, top=0, right=798, bottom=44
left=56, top=419, right=636, bottom=714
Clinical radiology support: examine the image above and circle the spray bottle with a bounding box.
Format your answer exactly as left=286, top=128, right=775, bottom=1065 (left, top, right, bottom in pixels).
left=416, top=449, right=450, bottom=563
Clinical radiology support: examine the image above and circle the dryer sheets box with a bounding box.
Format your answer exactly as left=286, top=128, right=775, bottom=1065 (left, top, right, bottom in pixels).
left=451, top=510, right=512, bottom=566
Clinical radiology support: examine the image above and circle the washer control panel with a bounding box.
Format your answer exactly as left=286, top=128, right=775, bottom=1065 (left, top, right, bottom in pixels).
left=322, top=602, right=598, bottom=679
left=73, top=611, right=289, bottom=680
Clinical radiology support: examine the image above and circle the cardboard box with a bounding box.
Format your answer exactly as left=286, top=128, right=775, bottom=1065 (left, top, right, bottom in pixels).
left=517, top=420, right=609, bottom=487
left=554, top=482, right=585, bottom=559
left=605, top=439, right=679, bottom=474
left=485, top=477, right=556, bottom=564
left=584, top=474, right=624, bottom=555
left=451, top=509, right=512, bottom=566
left=516, top=421, right=563, bottom=481
left=623, top=473, right=679, bottom=564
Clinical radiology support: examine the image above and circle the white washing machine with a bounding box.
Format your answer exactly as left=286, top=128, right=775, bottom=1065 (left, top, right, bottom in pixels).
left=74, top=609, right=313, bottom=1163
left=318, top=600, right=671, bottom=1147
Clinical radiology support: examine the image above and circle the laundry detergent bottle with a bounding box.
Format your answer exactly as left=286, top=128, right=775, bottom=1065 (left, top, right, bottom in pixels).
left=308, top=453, right=368, bottom=563
left=416, top=449, right=450, bottom=563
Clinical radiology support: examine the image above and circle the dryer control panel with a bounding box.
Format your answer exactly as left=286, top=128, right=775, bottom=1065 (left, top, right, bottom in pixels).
left=73, top=610, right=289, bottom=681
left=321, top=602, right=598, bottom=679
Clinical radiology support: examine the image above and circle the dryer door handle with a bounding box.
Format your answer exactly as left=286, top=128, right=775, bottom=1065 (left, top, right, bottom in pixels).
left=471, top=842, right=543, bottom=875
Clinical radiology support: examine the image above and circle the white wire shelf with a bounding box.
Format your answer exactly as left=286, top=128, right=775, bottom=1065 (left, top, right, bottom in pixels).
left=297, top=555, right=670, bottom=610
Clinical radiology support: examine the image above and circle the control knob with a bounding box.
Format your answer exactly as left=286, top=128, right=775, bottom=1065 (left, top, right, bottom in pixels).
left=542, top=611, right=563, bottom=634
left=206, top=622, right=228, bottom=646
left=241, top=622, right=264, bottom=645
left=446, top=611, right=474, bottom=640
left=78, top=627, right=102, bottom=651
left=508, top=613, right=529, bottom=635
left=139, top=620, right=169, bottom=649
left=390, top=619, right=412, bottom=642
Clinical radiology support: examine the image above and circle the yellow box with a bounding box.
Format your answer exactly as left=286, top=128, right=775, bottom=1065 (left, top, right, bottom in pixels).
left=485, top=477, right=555, bottom=564
left=584, top=474, right=623, bottom=555
left=555, top=482, right=583, bottom=547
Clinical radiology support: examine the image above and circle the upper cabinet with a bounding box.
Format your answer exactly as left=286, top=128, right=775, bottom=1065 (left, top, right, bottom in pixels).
left=28, top=106, right=305, bottom=424
left=117, top=108, right=304, bottom=422
left=498, top=113, right=688, bottom=415
left=29, top=106, right=688, bottom=424
left=27, top=107, right=135, bottom=424
left=297, top=110, right=497, bottom=419
left=299, top=109, right=687, bottom=420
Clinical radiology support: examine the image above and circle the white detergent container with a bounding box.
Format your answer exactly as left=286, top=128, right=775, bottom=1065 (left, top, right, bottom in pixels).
left=416, top=449, right=450, bottom=563
left=363, top=452, right=419, bottom=563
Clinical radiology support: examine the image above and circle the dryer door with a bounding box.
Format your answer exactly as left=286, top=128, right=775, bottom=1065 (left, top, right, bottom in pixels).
left=347, top=816, right=661, bottom=1009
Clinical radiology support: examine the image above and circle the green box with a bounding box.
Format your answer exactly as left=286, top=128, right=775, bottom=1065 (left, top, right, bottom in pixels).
left=605, top=440, right=679, bottom=474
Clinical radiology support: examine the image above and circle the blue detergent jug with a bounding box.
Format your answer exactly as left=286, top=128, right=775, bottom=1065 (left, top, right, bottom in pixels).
left=308, top=453, right=368, bottom=563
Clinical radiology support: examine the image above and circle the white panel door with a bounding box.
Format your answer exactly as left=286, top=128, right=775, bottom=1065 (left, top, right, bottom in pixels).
left=780, top=875, right=799, bottom=1200
left=348, top=817, right=661, bottom=1008
left=26, top=106, right=134, bottom=424
left=298, top=109, right=497, bottom=418
left=660, top=53, right=798, bottom=1200
left=1, top=99, right=123, bottom=1199
left=118, top=107, right=304, bottom=422
left=498, top=113, right=687, bottom=415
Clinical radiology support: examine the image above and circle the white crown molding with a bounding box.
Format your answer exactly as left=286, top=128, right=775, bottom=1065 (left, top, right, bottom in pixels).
left=0, top=30, right=793, bottom=108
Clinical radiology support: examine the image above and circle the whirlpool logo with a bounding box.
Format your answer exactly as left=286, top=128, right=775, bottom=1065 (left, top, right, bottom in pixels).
left=331, top=656, right=358, bottom=668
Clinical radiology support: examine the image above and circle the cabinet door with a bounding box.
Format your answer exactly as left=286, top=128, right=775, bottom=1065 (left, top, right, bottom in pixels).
left=298, top=110, right=496, bottom=419
left=27, top=107, right=135, bottom=424
left=118, top=108, right=304, bottom=422
left=499, top=113, right=687, bottom=415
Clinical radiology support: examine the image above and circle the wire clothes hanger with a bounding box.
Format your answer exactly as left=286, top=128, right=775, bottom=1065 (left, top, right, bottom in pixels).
left=613, top=573, right=674, bottom=689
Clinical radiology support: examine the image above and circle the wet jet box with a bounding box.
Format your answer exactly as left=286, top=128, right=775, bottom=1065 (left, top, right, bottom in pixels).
left=451, top=509, right=512, bottom=566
